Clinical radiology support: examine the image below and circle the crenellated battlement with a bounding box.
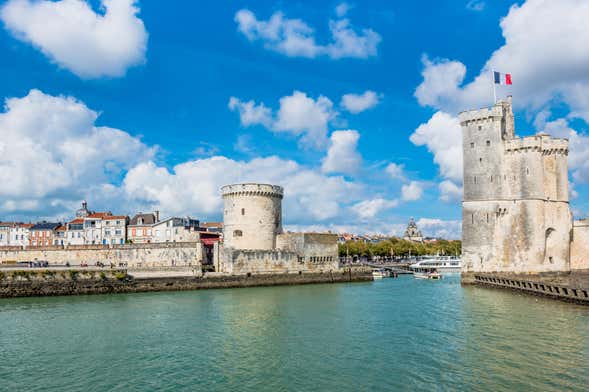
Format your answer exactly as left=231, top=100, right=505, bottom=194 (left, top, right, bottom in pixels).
left=221, top=183, right=284, bottom=199
left=504, top=135, right=568, bottom=155
left=458, top=105, right=504, bottom=125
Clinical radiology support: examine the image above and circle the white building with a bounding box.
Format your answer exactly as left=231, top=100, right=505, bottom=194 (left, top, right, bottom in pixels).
left=0, top=222, right=32, bottom=247
left=152, top=217, right=200, bottom=243
left=102, top=215, right=128, bottom=245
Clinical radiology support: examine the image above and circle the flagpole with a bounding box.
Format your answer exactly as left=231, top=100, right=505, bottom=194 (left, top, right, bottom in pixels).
left=492, top=69, right=497, bottom=104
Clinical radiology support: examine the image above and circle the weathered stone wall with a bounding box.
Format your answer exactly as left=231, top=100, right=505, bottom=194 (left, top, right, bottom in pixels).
left=460, top=98, right=572, bottom=276
left=222, top=183, right=283, bottom=250
left=0, top=243, right=203, bottom=268
left=571, top=219, right=589, bottom=271
left=0, top=267, right=373, bottom=298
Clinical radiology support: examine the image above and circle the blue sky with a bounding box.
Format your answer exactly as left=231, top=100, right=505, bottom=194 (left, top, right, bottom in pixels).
left=0, top=0, right=588, bottom=239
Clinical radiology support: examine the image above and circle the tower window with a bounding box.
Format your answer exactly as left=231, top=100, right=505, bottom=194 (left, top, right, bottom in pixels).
left=490, top=176, right=493, bottom=182
left=471, top=214, right=474, bottom=224
left=486, top=140, right=491, bottom=146
left=241, top=208, right=245, bottom=216
left=478, top=126, right=482, bottom=130
left=479, top=158, right=482, bottom=163
left=233, top=230, right=242, bottom=237
left=474, top=176, right=477, bottom=184
left=526, top=168, right=530, bottom=175
left=470, top=142, right=475, bottom=148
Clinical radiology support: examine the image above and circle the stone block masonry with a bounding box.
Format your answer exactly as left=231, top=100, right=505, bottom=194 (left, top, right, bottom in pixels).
left=460, top=97, right=589, bottom=302
left=0, top=242, right=203, bottom=269
left=0, top=267, right=373, bottom=298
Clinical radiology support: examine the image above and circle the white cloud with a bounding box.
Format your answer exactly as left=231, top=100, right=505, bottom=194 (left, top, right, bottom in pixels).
left=228, top=97, right=272, bottom=128
left=401, top=181, right=424, bottom=201
left=229, top=91, right=336, bottom=149
left=335, top=2, right=351, bottom=18
left=410, top=111, right=463, bottom=182
left=466, top=1, right=485, bottom=12
left=416, top=218, right=462, bottom=240
left=439, top=180, right=463, bottom=202
left=351, top=198, right=399, bottom=220
left=385, top=163, right=405, bottom=180
left=414, top=0, right=589, bottom=120
left=123, top=156, right=361, bottom=223
left=321, top=130, right=362, bottom=175
left=234, top=7, right=381, bottom=59
left=0, top=89, right=155, bottom=215
left=340, top=90, right=381, bottom=114
left=1, top=0, right=148, bottom=78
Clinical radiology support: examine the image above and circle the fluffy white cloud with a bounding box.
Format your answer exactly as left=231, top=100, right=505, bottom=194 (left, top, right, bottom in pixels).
left=385, top=163, right=405, bottom=180
left=321, top=130, right=362, bottom=175
left=415, top=0, right=589, bottom=119
left=340, top=90, right=381, bottom=114
left=1, top=0, right=148, bottom=78
left=410, top=111, right=463, bottom=182
left=123, top=156, right=361, bottom=223
left=351, top=198, right=399, bottom=220
left=228, top=97, right=272, bottom=128
left=234, top=7, right=380, bottom=59
left=335, top=2, right=351, bottom=18
left=401, top=181, right=424, bottom=201
left=229, top=91, right=336, bottom=149
left=439, top=180, right=463, bottom=202
left=0, top=89, right=155, bottom=215
left=416, top=218, right=462, bottom=240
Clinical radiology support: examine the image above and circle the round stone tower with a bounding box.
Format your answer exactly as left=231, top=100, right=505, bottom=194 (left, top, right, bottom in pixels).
left=221, top=183, right=283, bottom=250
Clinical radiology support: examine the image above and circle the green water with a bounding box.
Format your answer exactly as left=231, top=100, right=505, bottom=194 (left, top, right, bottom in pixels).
left=1, top=275, right=588, bottom=391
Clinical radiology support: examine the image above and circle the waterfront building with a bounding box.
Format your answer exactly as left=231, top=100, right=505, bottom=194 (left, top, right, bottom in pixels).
left=403, top=218, right=424, bottom=243
left=152, top=217, right=200, bottom=243
left=66, top=218, right=85, bottom=245
left=217, top=183, right=339, bottom=274
left=200, top=222, right=223, bottom=234
left=0, top=222, right=10, bottom=246
left=54, top=225, right=67, bottom=246
left=101, top=215, right=129, bottom=245
left=29, top=222, right=61, bottom=247
left=460, top=97, right=589, bottom=280
left=127, top=212, right=159, bottom=243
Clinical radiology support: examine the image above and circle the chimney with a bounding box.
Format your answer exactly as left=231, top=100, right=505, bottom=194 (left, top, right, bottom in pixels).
left=155, top=210, right=160, bottom=222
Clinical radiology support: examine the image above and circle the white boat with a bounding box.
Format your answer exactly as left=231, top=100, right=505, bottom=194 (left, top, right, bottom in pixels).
left=372, top=269, right=386, bottom=279
left=414, top=270, right=442, bottom=280
left=409, top=256, right=462, bottom=274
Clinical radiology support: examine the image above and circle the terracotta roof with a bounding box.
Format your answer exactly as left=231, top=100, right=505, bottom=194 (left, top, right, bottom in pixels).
left=69, top=218, right=84, bottom=224
left=86, top=212, right=112, bottom=219
left=56, top=225, right=67, bottom=232
left=201, top=222, right=223, bottom=228
left=103, top=215, right=128, bottom=220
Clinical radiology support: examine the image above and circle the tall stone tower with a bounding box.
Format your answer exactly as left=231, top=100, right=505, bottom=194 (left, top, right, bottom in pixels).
left=460, top=97, right=572, bottom=278
left=221, top=183, right=283, bottom=250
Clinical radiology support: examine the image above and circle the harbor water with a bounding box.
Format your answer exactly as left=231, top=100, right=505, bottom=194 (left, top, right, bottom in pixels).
left=1, top=275, right=588, bottom=391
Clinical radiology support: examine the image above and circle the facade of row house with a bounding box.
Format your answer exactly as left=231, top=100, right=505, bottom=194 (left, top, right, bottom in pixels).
left=29, top=222, right=61, bottom=247
left=0, top=222, right=33, bottom=246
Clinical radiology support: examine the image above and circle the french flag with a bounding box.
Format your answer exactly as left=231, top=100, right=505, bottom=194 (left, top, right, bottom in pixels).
left=494, top=71, right=512, bottom=85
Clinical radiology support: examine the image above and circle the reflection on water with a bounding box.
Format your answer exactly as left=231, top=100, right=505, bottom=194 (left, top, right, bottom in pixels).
left=0, top=275, right=587, bottom=391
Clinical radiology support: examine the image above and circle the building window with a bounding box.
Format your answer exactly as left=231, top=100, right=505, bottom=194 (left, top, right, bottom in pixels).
left=486, top=140, right=491, bottom=146
left=233, top=230, right=243, bottom=237
left=241, top=208, right=245, bottom=216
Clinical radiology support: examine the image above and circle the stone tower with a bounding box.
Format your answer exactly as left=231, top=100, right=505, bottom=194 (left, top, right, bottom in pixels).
left=221, top=183, right=283, bottom=250
left=460, top=97, right=572, bottom=276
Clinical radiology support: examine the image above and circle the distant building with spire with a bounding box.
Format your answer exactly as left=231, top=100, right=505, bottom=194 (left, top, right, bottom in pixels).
left=403, top=218, right=423, bottom=243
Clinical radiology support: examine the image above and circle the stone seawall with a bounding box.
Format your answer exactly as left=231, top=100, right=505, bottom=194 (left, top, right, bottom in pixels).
left=0, top=242, right=203, bottom=268
left=0, top=268, right=373, bottom=298
left=462, top=271, right=589, bottom=304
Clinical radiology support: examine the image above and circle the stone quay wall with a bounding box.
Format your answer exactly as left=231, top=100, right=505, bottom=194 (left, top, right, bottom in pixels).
left=0, top=267, right=373, bottom=298
left=572, top=219, right=589, bottom=271
left=462, top=271, right=589, bottom=304
left=0, top=243, right=203, bottom=268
